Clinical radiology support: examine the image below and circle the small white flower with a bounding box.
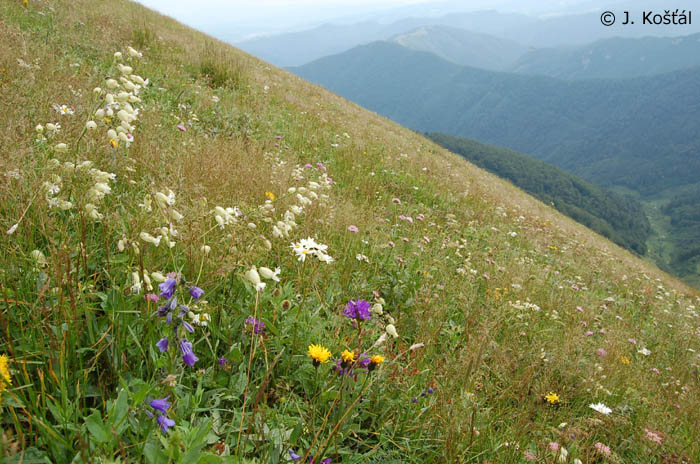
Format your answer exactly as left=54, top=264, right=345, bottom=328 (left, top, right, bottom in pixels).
left=558, top=448, right=568, bottom=463
left=127, top=46, right=142, bottom=58
left=31, top=249, right=48, bottom=267
left=638, top=347, right=651, bottom=356
left=589, top=402, right=612, bottom=415
left=370, top=333, right=388, bottom=350
left=53, top=104, right=74, bottom=116
left=371, top=303, right=383, bottom=315
left=130, top=271, right=142, bottom=294
left=85, top=120, right=97, bottom=130
left=169, top=209, right=183, bottom=222
left=386, top=324, right=399, bottom=338
left=200, top=245, right=211, bottom=255
left=245, top=266, right=266, bottom=291
left=139, top=232, right=161, bottom=247
left=35, top=124, right=44, bottom=133
left=151, top=272, right=166, bottom=282
left=259, top=267, right=281, bottom=282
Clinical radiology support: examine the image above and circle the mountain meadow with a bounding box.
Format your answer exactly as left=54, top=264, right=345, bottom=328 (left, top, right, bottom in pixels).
left=1, top=1, right=700, bottom=463
left=292, top=41, right=700, bottom=286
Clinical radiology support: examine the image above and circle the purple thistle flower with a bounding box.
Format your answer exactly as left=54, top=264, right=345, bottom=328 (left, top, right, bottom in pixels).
left=149, top=396, right=170, bottom=414
left=159, top=278, right=177, bottom=299
left=343, top=300, right=371, bottom=320
left=179, top=339, right=198, bottom=367
left=157, top=414, right=175, bottom=434
left=188, top=286, right=204, bottom=300
left=427, top=387, right=435, bottom=394
left=357, top=355, right=370, bottom=369
left=332, top=358, right=354, bottom=377
left=244, top=316, right=266, bottom=335
left=218, top=356, right=226, bottom=367
left=289, top=450, right=301, bottom=460
left=156, top=337, right=169, bottom=352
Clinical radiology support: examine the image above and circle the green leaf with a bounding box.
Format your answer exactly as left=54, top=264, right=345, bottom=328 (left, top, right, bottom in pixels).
left=85, top=411, right=110, bottom=443
left=143, top=442, right=168, bottom=464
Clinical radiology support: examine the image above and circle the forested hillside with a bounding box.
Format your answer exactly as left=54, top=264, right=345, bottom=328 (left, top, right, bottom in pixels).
left=426, top=133, right=651, bottom=254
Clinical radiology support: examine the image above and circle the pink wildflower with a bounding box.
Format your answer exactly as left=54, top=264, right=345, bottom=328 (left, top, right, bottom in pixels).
left=347, top=225, right=358, bottom=233
left=644, top=429, right=663, bottom=444
left=594, top=442, right=611, bottom=456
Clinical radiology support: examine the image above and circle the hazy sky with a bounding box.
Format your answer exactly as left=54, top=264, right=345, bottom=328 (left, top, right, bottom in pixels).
left=135, top=0, right=616, bottom=41
left=135, top=0, right=555, bottom=40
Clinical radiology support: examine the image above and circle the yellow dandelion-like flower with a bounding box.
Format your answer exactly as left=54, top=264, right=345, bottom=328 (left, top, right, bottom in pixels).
left=0, top=355, right=10, bottom=386
left=308, top=344, right=331, bottom=366
left=619, top=356, right=630, bottom=365
left=0, top=355, right=11, bottom=406
left=544, top=392, right=560, bottom=405
left=109, top=138, right=119, bottom=148
left=265, top=191, right=275, bottom=201
left=368, top=354, right=385, bottom=372
left=341, top=349, right=355, bottom=367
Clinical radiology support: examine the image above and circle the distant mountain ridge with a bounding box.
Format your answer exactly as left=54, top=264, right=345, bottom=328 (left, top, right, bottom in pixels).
left=292, top=41, right=700, bottom=194
left=391, top=25, right=528, bottom=69
left=511, top=32, right=700, bottom=79
left=237, top=5, right=700, bottom=67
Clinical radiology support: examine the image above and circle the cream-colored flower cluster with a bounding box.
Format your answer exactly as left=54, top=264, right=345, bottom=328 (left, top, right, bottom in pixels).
left=43, top=159, right=116, bottom=220
left=94, top=48, right=148, bottom=149
left=139, top=189, right=182, bottom=249
left=271, top=166, right=332, bottom=240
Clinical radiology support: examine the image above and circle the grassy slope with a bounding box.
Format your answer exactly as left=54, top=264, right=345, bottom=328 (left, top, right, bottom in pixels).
left=0, top=1, right=699, bottom=463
